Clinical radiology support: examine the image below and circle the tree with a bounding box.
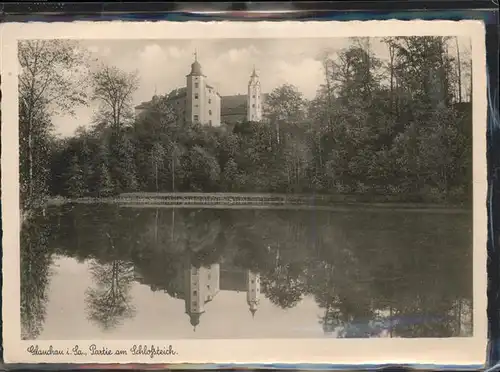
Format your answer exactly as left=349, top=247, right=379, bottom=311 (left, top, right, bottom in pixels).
left=222, top=158, right=238, bottom=191
left=381, top=36, right=469, bottom=198
left=65, top=155, right=85, bottom=198
left=149, top=142, right=166, bottom=191
left=18, top=40, right=90, bottom=211
left=385, top=37, right=455, bottom=108
left=182, top=146, right=221, bottom=192
left=132, top=91, right=182, bottom=191
left=91, top=65, right=139, bottom=132
left=95, top=163, right=114, bottom=197
left=74, top=126, right=96, bottom=190
left=455, top=37, right=463, bottom=103
left=264, top=84, right=306, bottom=144
left=310, top=40, right=386, bottom=192
left=114, top=135, right=139, bottom=192
left=91, top=65, right=139, bottom=193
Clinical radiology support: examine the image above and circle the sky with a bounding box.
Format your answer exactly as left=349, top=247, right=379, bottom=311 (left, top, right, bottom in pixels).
left=50, top=37, right=470, bottom=137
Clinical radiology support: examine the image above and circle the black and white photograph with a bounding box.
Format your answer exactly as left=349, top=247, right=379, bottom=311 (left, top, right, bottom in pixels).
left=1, top=21, right=488, bottom=364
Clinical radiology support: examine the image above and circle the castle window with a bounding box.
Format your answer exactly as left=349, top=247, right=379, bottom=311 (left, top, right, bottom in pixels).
left=193, top=290, right=197, bottom=295
left=195, top=83, right=199, bottom=88
left=252, top=104, right=255, bottom=108
left=208, top=98, right=211, bottom=104
left=195, top=93, right=199, bottom=99
left=252, top=95, right=255, bottom=98
left=209, top=120, right=212, bottom=126
left=209, top=110, right=212, bottom=115
left=194, top=115, right=199, bottom=121
left=193, top=301, right=197, bottom=306
left=251, top=280, right=255, bottom=284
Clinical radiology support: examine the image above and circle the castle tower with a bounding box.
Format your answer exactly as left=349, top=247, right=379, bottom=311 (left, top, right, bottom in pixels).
left=184, top=266, right=206, bottom=332
left=205, top=263, right=221, bottom=302
left=247, top=66, right=262, bottom=122
left=246, top=271, right=260, bottom=318
left=186, top=50, right=206, bottom=125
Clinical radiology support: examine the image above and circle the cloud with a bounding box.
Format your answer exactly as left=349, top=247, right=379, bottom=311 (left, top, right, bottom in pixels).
left=132, top=44, right=187, bottom=101
left=167, top=46, right=182, bottom=59
left=138, top=44, right=167, bottom=65
left=86, top=45, right=112, bottom=58
left=87, top=45, right=99, bottom=54
left=270, top=58, right=324, bottom=100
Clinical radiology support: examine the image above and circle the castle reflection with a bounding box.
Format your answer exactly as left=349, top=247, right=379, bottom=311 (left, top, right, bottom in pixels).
left=134, top=263, right=261, bottom=331
left=184, top=265, right=260, bottom=330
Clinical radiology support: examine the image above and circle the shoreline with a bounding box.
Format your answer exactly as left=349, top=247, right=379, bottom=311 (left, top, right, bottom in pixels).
left=45, top=192, right=471, bottom=212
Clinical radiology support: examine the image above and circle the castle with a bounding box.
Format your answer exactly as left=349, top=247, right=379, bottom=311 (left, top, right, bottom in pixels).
left=184, top=264, right=261, bottom=331
left=134, top=52, right=265, bottom=126
left=134, top=260, right=262, bottom=332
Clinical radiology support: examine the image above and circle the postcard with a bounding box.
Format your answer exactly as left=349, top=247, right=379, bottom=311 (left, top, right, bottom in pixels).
left=1, top=19, right=488, bottom=365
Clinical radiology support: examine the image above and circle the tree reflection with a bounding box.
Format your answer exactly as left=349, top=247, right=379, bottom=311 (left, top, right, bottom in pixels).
left=84, top=232, right=136, bottom=331
left=20, top=214, right=54, bottom=340
left=309, top=263, right=343, bottom=335
left=261, top=259, right=307, bottom=309
left=184, top=210, right=228, bottom=268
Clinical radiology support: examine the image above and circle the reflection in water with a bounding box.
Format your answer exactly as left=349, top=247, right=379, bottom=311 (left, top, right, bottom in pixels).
left=85, top=259, right=136, bottom=331
left=182, top=263, right=261, bottom=330
left=20, top=215, right=54, bottom=340
left=20, top=204, right=474, bottom=339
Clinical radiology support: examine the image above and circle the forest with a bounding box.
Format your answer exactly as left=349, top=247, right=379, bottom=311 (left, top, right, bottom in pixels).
left=18, top=37, right=473, bottom=214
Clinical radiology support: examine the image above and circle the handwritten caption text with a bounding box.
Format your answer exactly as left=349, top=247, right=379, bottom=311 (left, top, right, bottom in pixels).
left=27, top=344, right=178, bottom=359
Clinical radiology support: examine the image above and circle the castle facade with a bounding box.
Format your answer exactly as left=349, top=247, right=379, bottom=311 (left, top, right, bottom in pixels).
left=134, top=53, right=265, bottom=126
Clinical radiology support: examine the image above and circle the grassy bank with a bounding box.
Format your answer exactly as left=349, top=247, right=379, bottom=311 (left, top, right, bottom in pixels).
left=45, top=192, right=471, bottom=211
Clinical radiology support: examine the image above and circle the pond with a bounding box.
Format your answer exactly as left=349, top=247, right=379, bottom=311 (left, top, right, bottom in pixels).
left=20, top=204, right=473, bottom=340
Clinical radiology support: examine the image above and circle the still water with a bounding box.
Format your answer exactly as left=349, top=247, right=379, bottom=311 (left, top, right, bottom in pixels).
left=21, top=204, right=473, bottom=340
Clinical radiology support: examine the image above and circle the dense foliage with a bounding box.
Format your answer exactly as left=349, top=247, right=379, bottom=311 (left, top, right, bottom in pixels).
left=19, top=37, right=473, bottom=212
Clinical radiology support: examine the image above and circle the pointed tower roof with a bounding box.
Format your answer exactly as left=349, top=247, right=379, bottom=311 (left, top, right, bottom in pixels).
left=250, top=308, right=257, bottom=318
left=251, top=65, right=258, bottom=78
left=188, top=50, right=203, bottom=76
left=189, top=313, right=201, bottom=332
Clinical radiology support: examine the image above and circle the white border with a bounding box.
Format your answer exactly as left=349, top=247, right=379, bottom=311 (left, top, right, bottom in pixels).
left=1, top=20, right=488, bottom=365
